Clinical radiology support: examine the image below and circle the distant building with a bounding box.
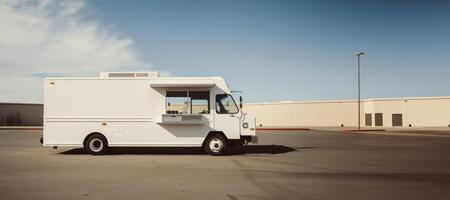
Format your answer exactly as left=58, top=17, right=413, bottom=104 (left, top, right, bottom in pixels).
left=0, top=103, right=43, bottom=126
left=245, top=96, right=450, bottom=128
left=2, top=96, right=450, bottom=128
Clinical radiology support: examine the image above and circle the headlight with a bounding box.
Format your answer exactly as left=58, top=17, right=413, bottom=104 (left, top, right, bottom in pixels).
left=242, top=122, right=249, bottom=129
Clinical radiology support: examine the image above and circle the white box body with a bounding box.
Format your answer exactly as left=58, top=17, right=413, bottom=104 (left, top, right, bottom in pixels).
left=43, top=72, right=256, bottom=147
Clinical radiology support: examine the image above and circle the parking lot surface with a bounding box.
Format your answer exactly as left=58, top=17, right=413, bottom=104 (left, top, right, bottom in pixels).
left=1, top=129, right=450, bottom=200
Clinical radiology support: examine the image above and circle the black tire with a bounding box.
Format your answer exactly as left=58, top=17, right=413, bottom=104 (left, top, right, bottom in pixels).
left=84, top=134, right=108, bottom=155
left=204, top=134, right=227, bottom=155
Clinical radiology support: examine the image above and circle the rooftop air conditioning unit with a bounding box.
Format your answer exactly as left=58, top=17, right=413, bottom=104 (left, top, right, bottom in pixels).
left=99, top=71, right=159, bottom=79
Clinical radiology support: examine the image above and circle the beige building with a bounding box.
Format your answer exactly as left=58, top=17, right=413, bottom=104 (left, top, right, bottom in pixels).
left=2, top=96, right=450, bottom=128
left=244, top=96, right=450, bottom=128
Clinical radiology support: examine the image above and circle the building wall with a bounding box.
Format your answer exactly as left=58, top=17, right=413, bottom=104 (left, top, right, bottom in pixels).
left=365, top=97, right=450, bottom=127
left=0, top=103, right=43, bottom=126
left=245, top=101, right=359, bottom=127
left=2, top=96, right=449, bottom=127
left=363, top=99, right=406, bottom=127
left=245, top=96, right=450, bottom=128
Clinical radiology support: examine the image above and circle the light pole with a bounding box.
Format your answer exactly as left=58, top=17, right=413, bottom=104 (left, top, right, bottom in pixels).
left=355, top=52, right=364, bottom=130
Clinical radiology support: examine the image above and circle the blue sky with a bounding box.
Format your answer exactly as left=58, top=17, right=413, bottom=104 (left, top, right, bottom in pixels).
left=1, top=0, right=450, bottom=103
left=88, top=0, right=450, bottom=102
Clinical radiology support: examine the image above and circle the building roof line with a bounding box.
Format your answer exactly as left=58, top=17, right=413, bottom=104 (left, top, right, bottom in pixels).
left=245, top=96, right=450, bottom=105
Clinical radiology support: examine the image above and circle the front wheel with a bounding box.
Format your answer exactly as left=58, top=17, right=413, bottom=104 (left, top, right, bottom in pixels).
left=204, top=134, right=227, bottom=155
left=84, top=134, right=108, bottom=155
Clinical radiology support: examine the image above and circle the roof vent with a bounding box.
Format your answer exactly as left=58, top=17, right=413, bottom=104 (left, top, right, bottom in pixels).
left=109, top=73, right=135, bottom=77
left=100, top=71, right=159, bottom=79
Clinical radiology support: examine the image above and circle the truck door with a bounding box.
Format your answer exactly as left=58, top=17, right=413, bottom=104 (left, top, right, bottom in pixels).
left=214, top=94, right=241, bottom=139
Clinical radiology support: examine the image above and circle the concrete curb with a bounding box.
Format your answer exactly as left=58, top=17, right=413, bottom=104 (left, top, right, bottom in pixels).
left=0, top=126, right=43, bottom=130
left=256, top=127, right=311, bottom=131
left=351, top=131, right=450, bottom=138
left=340, top=129, right=386, bottom=132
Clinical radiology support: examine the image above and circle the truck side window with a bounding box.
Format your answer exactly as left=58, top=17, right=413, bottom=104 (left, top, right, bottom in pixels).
left=216, top=94, right=239, bottom=114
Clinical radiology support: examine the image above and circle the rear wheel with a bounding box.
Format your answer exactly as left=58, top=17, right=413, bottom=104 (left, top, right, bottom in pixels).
left=204, top=134, right=227, bottom=155
left=84, top=134, right=108, bottom=155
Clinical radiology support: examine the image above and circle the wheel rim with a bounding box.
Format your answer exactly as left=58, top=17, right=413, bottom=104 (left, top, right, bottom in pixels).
left=89, top=138, right=103, bottom=152
left=209, top=138, right=224, bottom=153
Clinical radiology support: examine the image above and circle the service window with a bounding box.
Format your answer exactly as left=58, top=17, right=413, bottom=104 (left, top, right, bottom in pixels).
left=190, top=91, right=210, bottom=114
left=166, top=90, right=210, bottom=114
left=166, top=91, right=189, bottom=114
left=216, top=94, right=239, bottom=114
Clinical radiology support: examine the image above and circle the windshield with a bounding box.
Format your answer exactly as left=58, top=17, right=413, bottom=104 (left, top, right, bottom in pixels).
left=216, top=94, right=239, bottom=114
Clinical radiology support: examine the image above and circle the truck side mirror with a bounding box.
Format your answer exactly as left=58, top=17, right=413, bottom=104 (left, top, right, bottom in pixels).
left=239, top=96, right=243, bottom=109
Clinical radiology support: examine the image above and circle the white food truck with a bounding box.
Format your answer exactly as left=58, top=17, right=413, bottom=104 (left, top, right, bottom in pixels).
left=43, top=72, right=257, bottom=155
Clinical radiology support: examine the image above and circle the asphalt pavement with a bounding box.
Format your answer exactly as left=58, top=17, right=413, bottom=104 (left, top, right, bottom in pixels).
left=0, top=129, right=450, bottom=200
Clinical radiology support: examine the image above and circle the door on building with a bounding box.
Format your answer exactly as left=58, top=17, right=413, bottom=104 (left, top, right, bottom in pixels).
left=392, top=114, right=403, bottom=127
left=375, top=113, right=383, bottom=126
left=365, top=113, right=372, bottom=126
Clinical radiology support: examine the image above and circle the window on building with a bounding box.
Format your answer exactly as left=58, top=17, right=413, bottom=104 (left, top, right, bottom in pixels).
left=365, top=113, right=372, bottom=126
left=166, top=91, right=210, bottom=114
left=375, top=113, right=383, bottom=126
left=216, top=94, right=239, bottom=114
left=392, top=114, right=403, bottom=127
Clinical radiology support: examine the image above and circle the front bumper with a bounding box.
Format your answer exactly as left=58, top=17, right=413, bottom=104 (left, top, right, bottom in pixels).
left=251, top=135, right=258, bottom=144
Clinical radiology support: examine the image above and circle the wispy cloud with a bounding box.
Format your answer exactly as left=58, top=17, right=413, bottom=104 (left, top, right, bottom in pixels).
left=0, top=0, right=150, bottom=103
